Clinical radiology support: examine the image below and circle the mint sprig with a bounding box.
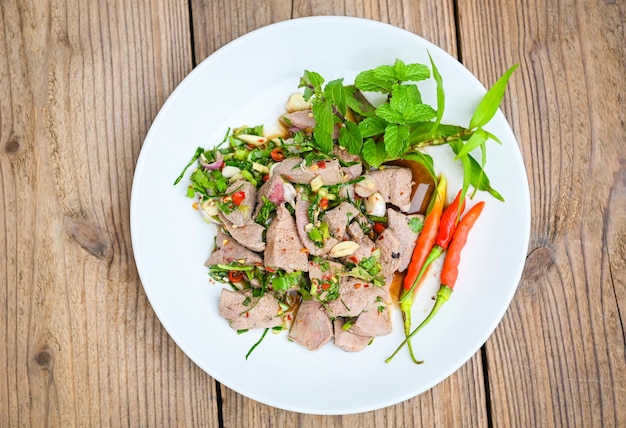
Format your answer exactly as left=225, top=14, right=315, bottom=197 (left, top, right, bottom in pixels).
left=300, top=58, right=518, bottom=201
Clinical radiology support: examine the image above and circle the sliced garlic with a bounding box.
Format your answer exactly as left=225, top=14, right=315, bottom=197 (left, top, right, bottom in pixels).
left=236, top=134, right=268, bottom=146
left=329, top=241, right=360, bottom=258
left=365, top=192, right=386, bottom=217
left=282, top=182, right=297, bottom=203
left=252, top=162, right=269, bottom=174
left=310, top=176, right=324, bottom=192
left=221, top=165, right=241, bottom=178
left=285, top=93, right=312, bottom=112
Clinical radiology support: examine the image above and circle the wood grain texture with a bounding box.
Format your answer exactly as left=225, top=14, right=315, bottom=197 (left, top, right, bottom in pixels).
left=0, top=1, right=219, bottom=426
left=457, top=0, right=626, bottom=426
left=3, top=0, right=624, bottom=426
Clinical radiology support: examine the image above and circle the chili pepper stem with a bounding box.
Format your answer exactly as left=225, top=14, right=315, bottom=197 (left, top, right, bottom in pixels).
left=386, top=285, right=453, bottom=364
left=399, top=245, right=444, bottom=304
left=399, top=299, right=423, bottom=364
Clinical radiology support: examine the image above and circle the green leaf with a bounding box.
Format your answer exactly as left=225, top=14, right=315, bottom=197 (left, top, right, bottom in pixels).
left=428, top=53, right=445, bottom=132
left=387, top=85, right=436, bottom=124
left=408, top=122, right=465, bottom=145
left=344, top=85, right=376, bottom=118
left=384, top=123, right=410, bottom=158
left=449, top=139, right=504, bottom=201
left=324, top=78, right=346, bottom=116
left=173, top=147, right=203, bottom=185
left=454, top=128, right=488, bottom=159
left=299, top=70, right=325, bottom=100
left=338, top=121, right=363, bottom=155
left=362, top=138, right=386, bottom=168
left=469, top=63, right=519, bottom=129
left=312, top=100, right=334, bottom=153
left=485, top=130, right=503, bottom=145
left=375, top=103, right=404, bottom=123
left=394, top=59, right=430, bottom=82
left=390, top=84, right=422, bottom=112
left=408, top=217, right=424, bottom=234
left=358, top=117, right=387, bottom=138
left=354, top=64, right=396, bottom=93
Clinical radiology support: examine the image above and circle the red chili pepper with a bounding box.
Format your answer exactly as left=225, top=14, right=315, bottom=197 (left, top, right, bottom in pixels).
left=319, top=197, right=329, bottom=210
left=228, top=270, right=243, bottom=283
left=440, top=201, right=484, bottom=288
left=435, top=189, right=466, bottom=249
left=373, top=222, right=386, bottom=234
left=232, top=191, right=245, bottom=206
left=387, top=201, right=485, bottom=364
left=270, top=148, right=285, bottom=161
left=316, top=161, right=326, bottom=169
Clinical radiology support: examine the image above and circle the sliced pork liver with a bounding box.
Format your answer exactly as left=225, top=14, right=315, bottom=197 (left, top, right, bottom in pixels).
left=272, top=157, right=342, bottom=185
left=205, top=229, right=263, bottom=266
left=349, top=305, right=393, bottom=337
left=221, top=180, right=257, bottom=226
left=294, top=196, right=337, bottom=256
left=375, top=228, right=401, bottom=277
left=288, top=299, right=333, bottom=351
left=386, top=209, right=423, bottom=272
left=281, top=110, right=316, bottom=132
left=333, top=317, right=372, bottom=352
left=326, top=277, right=386, bottom=317
left=264, top=204, right=308, bottom=273
left=322, top=202, right=360, bottom=239
left=219, top=288, right=282, bottom=330
left=218, top=211, right=266, bottom=252
left=367, top=167, right=413, bottom=212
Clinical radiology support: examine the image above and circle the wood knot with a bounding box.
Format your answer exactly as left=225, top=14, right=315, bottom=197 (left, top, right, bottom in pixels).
left=35, top=349, right=53, bottom=368
left=64, top=215, right=110, bottom=259
left=522, top=245, right=554, bottom=283
left=5, top=134, right=20, bottom=154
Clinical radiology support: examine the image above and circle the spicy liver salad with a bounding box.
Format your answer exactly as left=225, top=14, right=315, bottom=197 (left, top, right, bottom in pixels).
left=175, top=59, right=516, bottom=361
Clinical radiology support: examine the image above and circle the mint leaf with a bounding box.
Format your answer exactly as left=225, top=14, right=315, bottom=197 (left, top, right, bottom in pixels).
left=324, top=78, right=346, bottom=116
left=394, top=59, right=430, bottom=82
left=389, top=85, right=435, bottom=123
left=390, top=83, right=422, bottom=107
left=354, top=64, right=396, bottom=93
left=312, top=100, right=334, bottom=153
left=339, top=121, right=363, bottom=155
left=299, top=70, right=325, bottom=101
left=384, top=123, right=410, bottom=158
left=469, top=63, right=519, bottom=129
left=358, top=117, right=387, bottom=138
left=362, top=138, right=386, bottom=168
left=344, top=86, right=376, bottom=118
left=375, top=103, right=404, bottom=123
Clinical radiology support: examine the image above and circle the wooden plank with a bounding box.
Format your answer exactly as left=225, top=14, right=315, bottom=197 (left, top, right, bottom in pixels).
left=190, top=0, right=490, bottom=425
left=191, top=0, right=293, bottom=62
left=0, top=1, right=219, bottom=426
left=456, top=0, right=626, bottom=426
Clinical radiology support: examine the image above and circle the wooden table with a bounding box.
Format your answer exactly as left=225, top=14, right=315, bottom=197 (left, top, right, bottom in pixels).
left=1, top=1, right=624, bottom=426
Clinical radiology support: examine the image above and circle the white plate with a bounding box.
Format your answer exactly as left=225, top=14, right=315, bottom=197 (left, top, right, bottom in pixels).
left=130, top=16, right=530, bottom=415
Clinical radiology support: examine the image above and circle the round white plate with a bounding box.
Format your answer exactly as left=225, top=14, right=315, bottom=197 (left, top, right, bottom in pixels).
left=130, top=16, right=530, bottom=415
